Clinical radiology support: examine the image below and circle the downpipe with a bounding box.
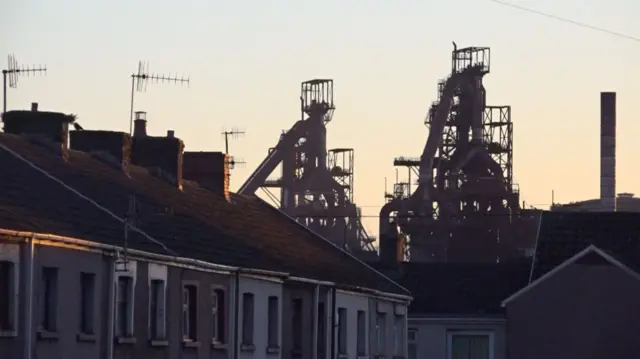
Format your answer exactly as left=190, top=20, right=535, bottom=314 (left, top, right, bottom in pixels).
left=21, top=236, right=34, bottom=359
left=233, top=271, right=240, bottom=359
left=105, top=257, right=115, bottom=359
left=330, top=287, right=336, bottom=359
left=312, top=285, right=320, bottom=359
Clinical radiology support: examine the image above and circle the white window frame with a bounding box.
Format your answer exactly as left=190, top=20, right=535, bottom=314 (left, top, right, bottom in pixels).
left=114, top=273, right=135, bottom=338
left=267, top=295, right=279, bottom=349
left=0, top=259, right=18, bottom=333
left=375, top=312, right=387, bottom=355
left=392, top=314, right=405, bottom=356
left=182, top=283, right=198, bottom=341
left=148, top=279, right=167, bottom=340
left=79, top=272, right=96, bottom=335
left=446, top=331, right=495, bottom=359
left=337, top=307, right=347, bottom=355
left=212, top=286, right=226, bottom=344
left=241, top=292, right=255, bottom=347
left=407, top=328, right=418, bottom=359
left=40, top=266, right=59, bottom=332
left=356, top=310, right=367, bottom=356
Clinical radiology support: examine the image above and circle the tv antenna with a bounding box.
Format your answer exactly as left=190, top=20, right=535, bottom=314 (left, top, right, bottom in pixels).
left=221, top=127, right=245, bottom=154
left=2, top=54, right=47, bottom=113
left=129, top=61, right=190, bottom=135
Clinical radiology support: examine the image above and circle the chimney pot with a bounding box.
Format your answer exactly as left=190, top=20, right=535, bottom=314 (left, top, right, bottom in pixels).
left=31, top=102, right=38, bottom=111
left=167, top=130, right=174, bottom=138
left=133, top=111, right=147, bottom=138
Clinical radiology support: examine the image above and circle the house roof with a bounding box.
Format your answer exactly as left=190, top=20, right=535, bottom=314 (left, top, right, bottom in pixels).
left=373, top=259, right=530, bottom=315
left=529, top=211, right=640, bottom=282
left=501, top=244, right=640, bottom=307
left=0, top=132, right=408, bottom=296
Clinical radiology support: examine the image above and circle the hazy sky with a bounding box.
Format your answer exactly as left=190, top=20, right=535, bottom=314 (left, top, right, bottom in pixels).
left=1, top=0, right=637, bottom=236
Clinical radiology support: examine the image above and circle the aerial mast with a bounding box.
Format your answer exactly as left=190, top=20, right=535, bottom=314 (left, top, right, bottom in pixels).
left=128, top=61, right=190, bottom=135
left=2, top=54, right=47, bottom=114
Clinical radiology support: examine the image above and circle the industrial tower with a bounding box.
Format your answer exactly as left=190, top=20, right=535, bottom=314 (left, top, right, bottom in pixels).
left=239, top=79, right=376, bottom=259
left=380, top=45, right=539, bottom=263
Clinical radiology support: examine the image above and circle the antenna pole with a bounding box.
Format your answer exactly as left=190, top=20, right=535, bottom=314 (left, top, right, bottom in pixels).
left=129, top=75, right=136, bottom=136
left=2, top=54, right=47, bottom=114
left=2, top=70, right=6, bottom=114
left=221, top=128, right=246, bottom=154
left=128, top=61, right=190, bottom=135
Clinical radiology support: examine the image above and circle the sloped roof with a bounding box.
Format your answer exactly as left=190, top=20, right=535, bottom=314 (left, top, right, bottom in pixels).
left=502, top=244, right=640, bottom=307
left=373, top=260, right=530, bottom=315
left=530, top=211, right=640, bottom=282
left=0, top=133, right=408, bottom=295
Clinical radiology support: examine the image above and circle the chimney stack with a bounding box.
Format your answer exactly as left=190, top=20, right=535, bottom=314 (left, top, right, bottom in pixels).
left=600, top=92, right=616, bottom=212
left=183, top=152, right=231, bottom=200
left=133, top=111, right=147, bottom=138
left=70, top=131, right=132, bottom=175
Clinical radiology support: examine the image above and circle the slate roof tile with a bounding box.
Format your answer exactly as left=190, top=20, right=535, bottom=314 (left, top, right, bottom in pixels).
left=531, top=211, right=640, bottom=281
left=0, top=133, right=407, bottom=295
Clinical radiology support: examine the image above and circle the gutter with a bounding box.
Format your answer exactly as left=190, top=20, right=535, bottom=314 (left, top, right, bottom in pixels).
left=0, top=229, right=411, bottom=302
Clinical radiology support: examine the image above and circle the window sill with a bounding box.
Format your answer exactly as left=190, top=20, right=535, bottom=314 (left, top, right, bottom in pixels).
left=116, top=336, right=137, bottom=345
left=338, top=353, right=348, bottom=359
left=150, top=339, right=169, bottom=347
left=240, top=343, right=256, bottom=352
left=37, top=330, right=60, bottom=341
left=358, top=355, right=368, bottom=359
left=211, top=341, right=228, bottom=350
left=182, top=340, right=201, bottom=348
left=266, top=346, right=280, bottom=354
left=0, top=330, right=17, bottom=338
left=393, top=356, right=405, bottom=359
left=77, top=333, right=97, bottom=342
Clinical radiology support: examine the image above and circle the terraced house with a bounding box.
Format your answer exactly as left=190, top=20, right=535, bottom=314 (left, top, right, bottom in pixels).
left=0, top=106, right=411, bottom=359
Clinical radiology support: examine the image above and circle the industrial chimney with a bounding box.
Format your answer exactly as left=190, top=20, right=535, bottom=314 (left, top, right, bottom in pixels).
left=600, top=92, right=616, bottom=212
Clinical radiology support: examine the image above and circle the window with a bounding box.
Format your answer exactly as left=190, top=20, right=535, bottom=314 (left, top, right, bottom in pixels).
left=149, top=279, right=166, bottom=340
left=212, top=287, right=225, bottom=343
left=241, top=293, right=254, bottom=345
left=337, top=308, right=347, bottom=355
left=182, top=284, right=198, bottom=341
left=115, top=276, right=134, bottom=337
left=317, top=301, right=326, bottom=355
left=292, top=298, right=303, bottom=352
left=408, top=329, right=417, bottom=359
left=376, top=312, right=387, bottom=354
left=357, top=310, right=366, bottom=356
left=0, top=261, right=16, bottom=331
left=447, top=332, right=493, bottom=359
left=393, top=315, right=405, bottom=356
left=40, top=267, right=58, bottom=332
left=267, top=296, right=279, bottom=348
left=79, top=272, right=95, bottom=334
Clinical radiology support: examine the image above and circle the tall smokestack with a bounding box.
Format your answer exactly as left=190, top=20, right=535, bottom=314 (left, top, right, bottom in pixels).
left=600, top=92, right=616, bottom=212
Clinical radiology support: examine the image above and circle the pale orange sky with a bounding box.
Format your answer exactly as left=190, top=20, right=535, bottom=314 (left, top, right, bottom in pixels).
left=2, top=0, right=637, bottom=236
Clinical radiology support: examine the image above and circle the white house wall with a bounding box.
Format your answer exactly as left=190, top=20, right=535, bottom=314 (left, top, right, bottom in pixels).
left=369, top=299, right=408, bottom=359
left=238, top=274, right=283, bottom=359
left=408, top=317, right=506, bottom=359
left=334, top=290, right=370, bottom=359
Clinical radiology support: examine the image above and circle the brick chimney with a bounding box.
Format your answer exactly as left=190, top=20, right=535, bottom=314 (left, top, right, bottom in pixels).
left=132, top=135, right=184, bottom=189
left=70, top=131, right=132, bottom=175
left=1, top=107, right=75, bottom=158
left=133, top=111, right=147, bottom=138
left=183, top=151, right=231, bottom=200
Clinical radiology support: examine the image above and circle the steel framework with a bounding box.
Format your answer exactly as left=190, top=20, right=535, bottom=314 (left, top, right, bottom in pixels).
left=380, top=44, right=538, bottom=263
left=239, top=79, right=376, bottom=258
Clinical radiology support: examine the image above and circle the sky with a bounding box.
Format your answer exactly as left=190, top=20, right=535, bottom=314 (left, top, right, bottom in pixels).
left=1, top=0, right=638, bottom=238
